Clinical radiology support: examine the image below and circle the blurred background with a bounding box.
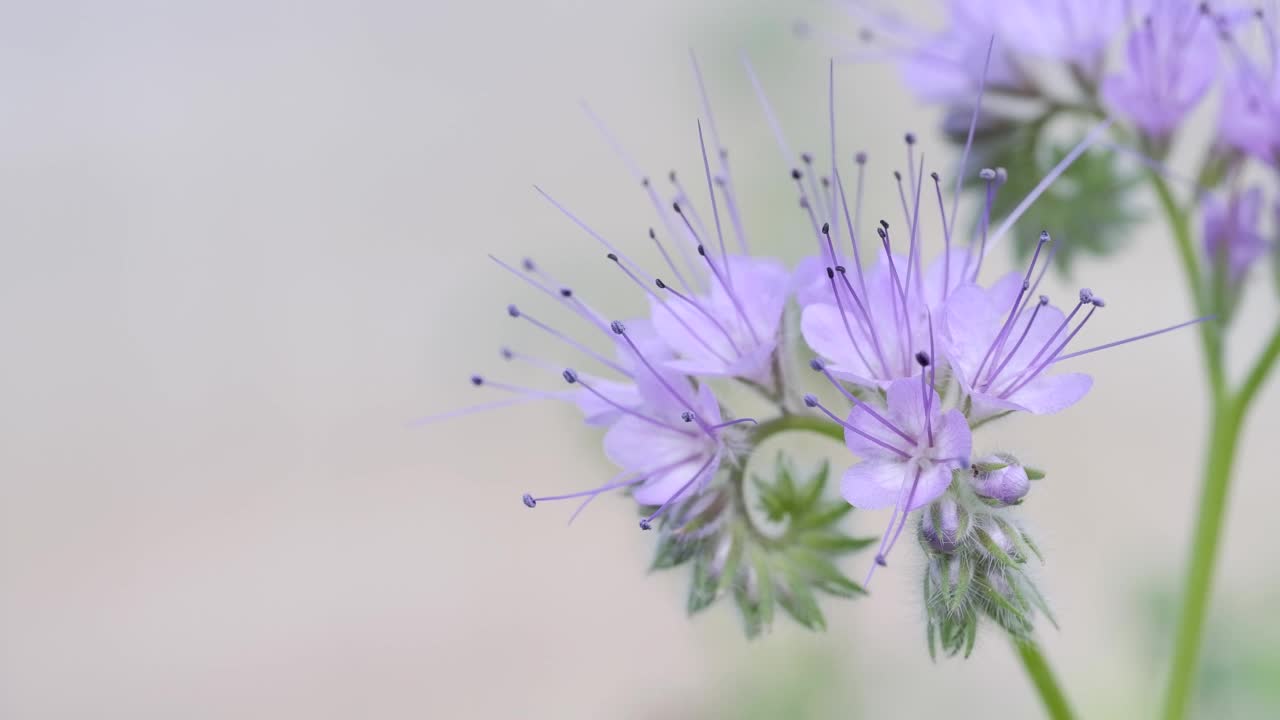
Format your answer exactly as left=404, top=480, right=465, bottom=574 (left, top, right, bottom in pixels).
left=1, top=1, right=1278, bottom=718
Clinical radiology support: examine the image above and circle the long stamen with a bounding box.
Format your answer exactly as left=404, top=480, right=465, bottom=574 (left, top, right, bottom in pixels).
left=605, top=253, right=733, bottom=363
left=967, top=168, right=999, bottom=283
left=694, top=243, right=762, bottom=345
left=876, top=223, right=915, bottom=372
left=1001, top=289, right=1092, bottom=391
left=500, top=346, right=560, bottom=373
left=836, top=267, right=893, bottom=378
left=705, top=417, right=758, bottom=431
left=408, top=395, right=548, bottom=427
left=1001, top=298, right=1105, bottom=398
left=824, top=266, right=877, bottom=377
left=986, top=295, right=1050, bottom=388
left=916, top=352, right=934, bottom=446
left=562, top=369, right=694, bottom=435
left=866, top=464, right=923, bottom=586
left=690, top=51, right=748, bottom=254
left=948, top=36, right=995, bottom=243
left=793, top=169, right=830, bottom=259
left=522, top=470, right=642, bottom=506
left=974, top=231, right=1052, bottom=385
left=1053, top=315, right=1213, bottom=363
left=639, top=452, right=721, bottom=530
left=905, top=151, right=926, bottom=299
left=466, top=374, right=564, bottom=400
left=697, top=120, right=732, bottom=291
left=854, top=152, right=867, bottom=253
left=507, top=304, right=631, bottom=377
left=810, top=358, right=915, bottom=445
left=828, top=60, right=839, bottom=246
left=835, top=168, right=872, bottom=310
left=931, top=172, right=954, bottom=300
left=611, top=321, right=717, bottom=437
left=535, top=186, right=655, bottom=286
left=806, top=153, right=833, bottom=221
left=803, top=394, right=912, bottom=460
left=490, top=255, right=608, bottom=332
left=646, top=227, right=693, bottom=293
left=654, top=277, right=747, bottom=356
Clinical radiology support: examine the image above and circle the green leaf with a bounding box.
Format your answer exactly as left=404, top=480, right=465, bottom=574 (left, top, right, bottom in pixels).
left=960, top=119, right=1138, bottom=273
left=1025, top=467, right=1047, bottom=481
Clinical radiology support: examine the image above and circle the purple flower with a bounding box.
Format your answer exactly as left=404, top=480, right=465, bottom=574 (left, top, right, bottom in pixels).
left=990, top=0, right=1123, bottom=68
left=650, top=253, right=791, bottom=383
left=941, top=235, right=1096, bottom=420
left=524, top=321, right=756, bottom=528
left=1202, top=186, right=1270, bottom=282
left=1215, top=9, right=1280, bottom=163
left=1101, top=1, right=1219, bottom=138
left=842, top=1, right=1121, bottom=103
left=805, top=349, right=971, bottom=575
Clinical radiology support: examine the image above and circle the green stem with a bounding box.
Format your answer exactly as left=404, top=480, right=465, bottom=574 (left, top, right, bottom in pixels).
left=1014, top=638, right=1077, bottom=720
left=1147, top=171, right=1226, bottom=395
left=751, top=414, right=844, bottom=444
left=1160, top=396, right=1243, bottom=720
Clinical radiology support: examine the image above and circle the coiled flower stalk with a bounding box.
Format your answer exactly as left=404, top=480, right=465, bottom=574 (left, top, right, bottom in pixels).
left=920, top=457, right=1053, bottom=658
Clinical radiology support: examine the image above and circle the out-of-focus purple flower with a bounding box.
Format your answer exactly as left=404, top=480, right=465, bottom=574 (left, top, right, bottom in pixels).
left=1101, top=1, right=1219, bottom=138
left=841, top=0, right=1122, bottom=103
left=991, top=0, right=1124, bottom=68
left=1215, top=8, right=1280, bottom=163
left=1203, top=186, right=1270, bottom=282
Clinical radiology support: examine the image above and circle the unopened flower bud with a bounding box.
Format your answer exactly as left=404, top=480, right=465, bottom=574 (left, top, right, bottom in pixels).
left=920, top=495, right=969, bottom=554
left=969, top=454, right=1030, bottom=506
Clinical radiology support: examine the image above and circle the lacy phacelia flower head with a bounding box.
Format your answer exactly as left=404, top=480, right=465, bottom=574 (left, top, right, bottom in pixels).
left=1203, top=185, right=1270, bottom=283
left=1101, top=1, right=1219, bottom=138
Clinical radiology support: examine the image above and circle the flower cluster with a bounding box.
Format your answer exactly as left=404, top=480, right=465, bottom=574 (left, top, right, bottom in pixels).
left=836, top=1, right=1280, bottom=284
left=433, top=56, right=1201, bottom=645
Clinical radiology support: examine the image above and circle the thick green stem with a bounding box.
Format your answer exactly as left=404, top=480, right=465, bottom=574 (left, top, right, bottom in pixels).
left=1014, top=638, right=1077, bottom=720
left=1160, top=397, right=1243, bottom=720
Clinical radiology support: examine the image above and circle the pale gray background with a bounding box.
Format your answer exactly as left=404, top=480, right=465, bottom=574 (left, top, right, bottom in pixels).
left=1, top=1, right=1277, bottom=718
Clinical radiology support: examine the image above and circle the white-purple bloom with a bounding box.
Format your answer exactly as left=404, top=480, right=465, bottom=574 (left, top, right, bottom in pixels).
left=1101, top=0, right=1219, bottom=138
left=806, top=349, right=972, bottom=576
left=1202, top=185, right=1270, bottom=282
left=942, top=233, right=1097, bottom=420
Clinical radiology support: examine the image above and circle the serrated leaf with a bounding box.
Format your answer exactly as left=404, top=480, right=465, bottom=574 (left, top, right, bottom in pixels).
left=798, top=459, right=830, bottom=510
left=795, top=531, right=876, bottom=555
left=791, top=499, right=853, bottom=531
left=776, top=567, right=827, bottom=630
left=961, top=121, right=1138, bottom=273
